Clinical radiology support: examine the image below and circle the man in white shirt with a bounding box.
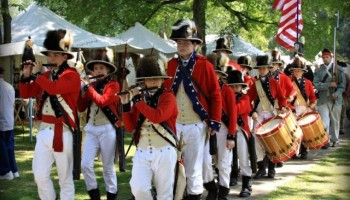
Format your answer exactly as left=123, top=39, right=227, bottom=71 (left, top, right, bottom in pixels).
left=0, top=66, right=18, bottom=180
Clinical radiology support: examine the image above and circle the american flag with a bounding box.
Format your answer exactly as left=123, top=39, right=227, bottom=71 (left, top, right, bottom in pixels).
left=273, top=0, right=303, bottom=50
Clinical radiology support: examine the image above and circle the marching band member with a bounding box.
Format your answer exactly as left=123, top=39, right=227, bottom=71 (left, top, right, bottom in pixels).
left=314, top=48, right=346, bottom=148
left=237, top=55, right=255, bottom=88
left=269, top=49, right=296, bottom=104
left=19, top=29, right=80, bottom=200
left=121, top=54, right=178, bottom=200
left=164, top=19, right=222, bottom=200
left=78, top=50, right=120, bottom=200
left=248, top=55, right=287, bottom=179
left=213, top=37, right=242, bottom=71
left=226, top=70, right=253, bottom=197
left=207, top=53, right=237, bottom=200
left=288, top=55, right=317, bottom=159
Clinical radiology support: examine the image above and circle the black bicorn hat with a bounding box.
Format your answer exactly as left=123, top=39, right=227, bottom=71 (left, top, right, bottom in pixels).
left=41, top=29, right=74, bottom=59
left=21, top=36, right=36, bottom=69
left=226, top=69, right=247, bottom=87
left=170, top=19, right=203, bottom=44
left=237, top=55, right=252, bottom=71
left=254, top=55, right=272, bottom=69
left=86, top=48, right=117, bottom=74
left=135, top=54, right=171, bottom=81
left=213, top=37, right=232, bottom=54
left=206, top=53, right=229, bottom=77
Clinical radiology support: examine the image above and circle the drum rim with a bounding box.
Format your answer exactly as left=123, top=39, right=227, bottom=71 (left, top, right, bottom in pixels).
left=255, top=117, right=284, bottom=137
left=297, top=111, right=320, bottom=127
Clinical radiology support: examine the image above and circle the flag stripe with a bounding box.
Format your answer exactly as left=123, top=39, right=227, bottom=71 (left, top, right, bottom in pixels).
left=274, top=0, right=303, bottom=50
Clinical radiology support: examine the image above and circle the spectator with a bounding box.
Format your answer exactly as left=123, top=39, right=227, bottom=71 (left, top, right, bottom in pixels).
left=0, top=66, right=19, bottom=180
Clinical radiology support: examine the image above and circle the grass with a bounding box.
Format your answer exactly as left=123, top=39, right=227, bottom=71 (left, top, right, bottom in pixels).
left=262, top=141, right=350, bottom=200
left=0, top=125, right=135, bottom=200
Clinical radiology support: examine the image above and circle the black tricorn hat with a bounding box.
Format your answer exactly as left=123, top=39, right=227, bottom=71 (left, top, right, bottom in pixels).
left=254, top=55, right=272, bottom=69
left=271, top=49, right=283, bottom=65
left=170, top=19, right=202, bottom=44
left=206, top=53, right=228, bottom=77
left=213, top=37, right=232, bottom=54
left=288, top=55, right=308, bottom=72
left=237, top=56, right=252, bottom=71
left=21, top=36, right=36, bottom=69
left=41, top=29, right=74, bottom=59
left=136, top=54, right=171, bottom=81
left=86, top=48, right=117, bottom=74
left=226, top=70, right=247, bottom=87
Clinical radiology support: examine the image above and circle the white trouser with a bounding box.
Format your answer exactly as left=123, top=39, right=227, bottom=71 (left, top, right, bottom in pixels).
left=81, top=123, right=117, bottom=193
left=176, top=122, right=206, bottom=195
left=236, top=129, right=252, bottom=177
left=202, top=139, right=214, bottom=184
left=253, top=111, right=274, bottom=162
left=130, top=146, right=177, bottom=200
left=316, top=102, right=342, bottom=142
left=32, top=127, right=74, bottom=200
left=216, top=128, right=233, bottom=188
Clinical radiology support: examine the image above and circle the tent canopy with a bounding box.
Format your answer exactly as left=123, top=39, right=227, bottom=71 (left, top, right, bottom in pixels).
left=10, top=3, right=123, bottom=49
left=114, top=22, right=176, bottom=55
left=206, top=34, right=264, bottom=57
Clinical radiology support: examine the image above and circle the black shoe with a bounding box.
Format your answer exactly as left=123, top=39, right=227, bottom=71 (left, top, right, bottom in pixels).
left=88, top=188, right=101, bottom=200
left=299, top=154, right=308, bottom=159
left=331, top=141, right=339, bottom=147
left=253, top=168, right=266, bottom=179
left=107, top=191, right=117, bottom=200
left=229, top=177, right=238, bottom=186
left=276, top=162, right=283, bottom=168
left=267, top=169, right=275, bottom=178
left=239, top=176, right=252, bottom=197
left=203, top=180, right=218, bottom=200
left=218, top=185, right=230, bottom=200
left=321, top=143, right=330, bottom=149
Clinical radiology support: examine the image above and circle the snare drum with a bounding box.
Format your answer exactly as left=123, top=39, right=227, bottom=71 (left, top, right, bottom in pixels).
left=297, top=112, right=329, bottom=150
left=255, top=117, right=297, bottom=163
left=282, top=110, right=303, bottom=154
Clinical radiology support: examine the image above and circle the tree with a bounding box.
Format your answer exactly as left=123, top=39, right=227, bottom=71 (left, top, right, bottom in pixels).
left=7, top=0, right=350, bottom=61
left=1, top=0, right=12, bottom=43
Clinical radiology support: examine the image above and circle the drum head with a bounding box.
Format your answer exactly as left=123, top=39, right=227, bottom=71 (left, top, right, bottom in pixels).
left=256, top=119, right=282, bottom=135
left=298, top=114, right=317, bottom=126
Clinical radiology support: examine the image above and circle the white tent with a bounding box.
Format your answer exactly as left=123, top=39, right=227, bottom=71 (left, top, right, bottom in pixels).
left=206, top=34, right=264, bottom=57
left=9, top=3, right=123, bottom=50
left=114, top=22, right=176, bottom=56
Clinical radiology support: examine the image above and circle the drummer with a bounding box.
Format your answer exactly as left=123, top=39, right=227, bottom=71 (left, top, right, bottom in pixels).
left=248, top=55, right=287, bottom=179
left=226, top=70, right=253, bottom=197
left=289, top=55, right=317, bottom=159
left=268, top=49, right=296, bottom=168
left=269, top=49, right=296, bottom=105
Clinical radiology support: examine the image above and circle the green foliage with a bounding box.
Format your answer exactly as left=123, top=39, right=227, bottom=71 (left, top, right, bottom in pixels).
left=6, top=0, right=350, bottom=61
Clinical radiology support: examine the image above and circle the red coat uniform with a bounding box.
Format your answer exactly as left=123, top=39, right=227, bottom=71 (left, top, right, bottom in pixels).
left=229, top=60, right=243, bottom=72
left=164, top=54, right=222, bottom=131
left=19, top=64, right=80, bottom=151
left=235, top=93, right=252, bottom=137
left=77, top=79, right=121, bottom=127
left=291, top=77, right=317, bottom=108
left=248, top=77, right=287, bottom=112
left=220, top=82, right=237, bottom=137
left=122, top=90, right=178, bottom=137
left=244, top=74, right=255, bottom=88
left=271, top=70, right=296, bottom=99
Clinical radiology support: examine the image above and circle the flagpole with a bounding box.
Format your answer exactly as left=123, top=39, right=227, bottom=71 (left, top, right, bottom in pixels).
left=296, top=0, right=299, bottom=42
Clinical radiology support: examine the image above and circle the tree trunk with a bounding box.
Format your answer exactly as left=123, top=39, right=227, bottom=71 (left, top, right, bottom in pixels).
left=193, top=0, right=207, bottom=55
left=1, top=0, right=12, bottom=44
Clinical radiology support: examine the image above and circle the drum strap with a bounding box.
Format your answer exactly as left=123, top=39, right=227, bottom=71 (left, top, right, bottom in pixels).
left=293, top=82, right=308, bottom=106
left=256, top=80, right=276, bottom=112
